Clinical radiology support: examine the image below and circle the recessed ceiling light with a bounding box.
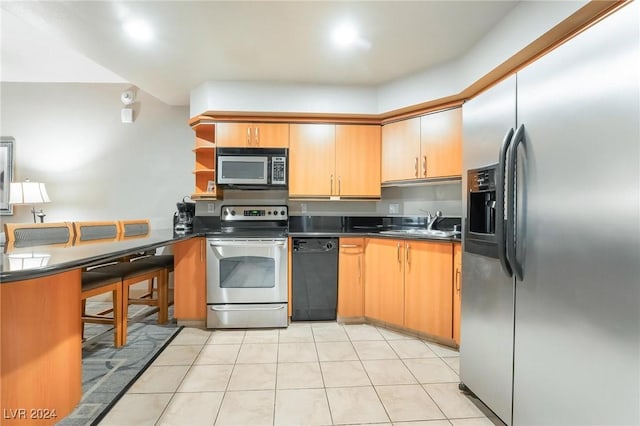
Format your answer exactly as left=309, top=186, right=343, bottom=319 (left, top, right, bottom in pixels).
left=332, top=23, right=359, bottom=48
left=123, top=20, right=153, bottom=43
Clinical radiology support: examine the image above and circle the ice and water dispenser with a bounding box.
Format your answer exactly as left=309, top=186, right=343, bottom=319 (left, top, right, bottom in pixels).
left=465, top=164, right=500, bottom=258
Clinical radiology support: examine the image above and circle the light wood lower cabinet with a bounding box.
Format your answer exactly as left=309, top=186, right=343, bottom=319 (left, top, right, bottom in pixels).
left=404, top=240, right=454, bottom=339
left=453, top=242, right=462, bottom=345
left=337, top=238, right=365, bottom=318
left=173, top=237, right=206, bottom=321
left=363, top=237, right=454, bottom=341
left=1, top=270, right=82, bottom=424
left=364, top=238, right=405, bottom=327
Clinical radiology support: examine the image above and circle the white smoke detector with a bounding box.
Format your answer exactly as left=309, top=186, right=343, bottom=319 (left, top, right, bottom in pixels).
left=121, top=90, right=136, bottom=105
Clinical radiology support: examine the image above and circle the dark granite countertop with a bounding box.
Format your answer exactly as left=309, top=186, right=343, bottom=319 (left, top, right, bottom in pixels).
left=287, top=230, right=461, bottom=242
left=287, top=215, right=462, bottom=242
left=1, top=229, right=197, bottom=283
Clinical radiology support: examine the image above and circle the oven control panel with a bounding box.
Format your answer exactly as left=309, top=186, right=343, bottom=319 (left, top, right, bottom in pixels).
left=221, top=205, right=288, bottom=221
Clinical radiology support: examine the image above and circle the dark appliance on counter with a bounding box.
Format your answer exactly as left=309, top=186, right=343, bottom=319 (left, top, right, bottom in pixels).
left=291, top=238, right=338, bottom=321
left=216, top=148, right=287, bottom=189
left=174, top=198, right=196, bottom=233
left=206, top=205, right=289, bottom=329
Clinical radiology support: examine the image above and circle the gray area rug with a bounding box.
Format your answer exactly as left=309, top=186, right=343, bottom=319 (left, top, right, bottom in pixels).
left=58, top=310, right=181, bottom=426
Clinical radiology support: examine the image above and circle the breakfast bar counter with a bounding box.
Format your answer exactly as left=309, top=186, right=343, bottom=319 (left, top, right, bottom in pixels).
left=0, top=230, right=195, bottom=425
left=1, top=229, right=193, bottom=283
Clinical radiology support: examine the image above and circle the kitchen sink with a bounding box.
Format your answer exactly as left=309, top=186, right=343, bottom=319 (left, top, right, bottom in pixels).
left=378, top=229, right=459, bottom=238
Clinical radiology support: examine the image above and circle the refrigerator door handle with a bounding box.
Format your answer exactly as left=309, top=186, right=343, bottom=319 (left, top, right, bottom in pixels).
left=497, top=127, right=515, bottom=277
left=507, top=123, right=525, bottom=281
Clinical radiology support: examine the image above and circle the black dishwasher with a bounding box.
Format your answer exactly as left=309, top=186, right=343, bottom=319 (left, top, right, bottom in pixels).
left=292, top=238, right=338, bottom=321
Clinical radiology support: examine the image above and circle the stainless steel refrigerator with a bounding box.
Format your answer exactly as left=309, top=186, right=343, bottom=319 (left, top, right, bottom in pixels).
left=460, top=3, right=639, bottom=425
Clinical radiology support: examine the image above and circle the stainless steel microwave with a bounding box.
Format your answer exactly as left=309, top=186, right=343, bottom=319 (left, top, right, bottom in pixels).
left=216, top=148, right=287, bottom=188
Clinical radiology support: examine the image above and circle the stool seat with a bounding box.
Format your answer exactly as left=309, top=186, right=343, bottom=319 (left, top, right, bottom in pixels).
left=81, top=271, right=121, bottom=292
left=135, top=254, right=174, bottom=269
left=90, top=261, right=163, bottom=279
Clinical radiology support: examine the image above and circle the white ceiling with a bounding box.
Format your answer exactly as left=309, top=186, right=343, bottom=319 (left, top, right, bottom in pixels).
left=1, top=1, right=519, bottom=106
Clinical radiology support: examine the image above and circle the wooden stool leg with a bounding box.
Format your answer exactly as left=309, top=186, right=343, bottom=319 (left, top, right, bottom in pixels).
left=121, top=280, right=130, bottom=346
left=157, top=270, right=168, bottom=324
left=113, top=285, right=123, bottom=348
left=81, top=298, right=86, bottom=340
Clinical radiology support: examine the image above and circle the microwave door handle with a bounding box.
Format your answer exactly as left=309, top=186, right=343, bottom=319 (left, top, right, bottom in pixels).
left=506, top=124, right=525, bottom=281
left=497, top=127, right=514, bottom=278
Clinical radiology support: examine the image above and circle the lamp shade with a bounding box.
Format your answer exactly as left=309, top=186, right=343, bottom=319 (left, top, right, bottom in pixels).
left=9, top=181, right=51, bottom=204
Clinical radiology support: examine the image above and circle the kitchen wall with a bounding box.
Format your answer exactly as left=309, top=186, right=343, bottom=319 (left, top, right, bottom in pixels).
left=196, top=183, right=462, bottom=218
left=0, top=82, right=192, bottom=228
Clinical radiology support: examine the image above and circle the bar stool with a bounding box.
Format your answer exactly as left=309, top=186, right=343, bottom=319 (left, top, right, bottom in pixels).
left=89, top=261, right=169, bottom=345
left=73, top=221, right=125, bottom=347
left=88, top=220, right=170, bottom=344
left=81, top=271, right=124, bottom=347
left=119, top=219, right=174, bottom=309
left=4, top=222, right=74, bottom=249
left=73, top=221, right=120, bottom=245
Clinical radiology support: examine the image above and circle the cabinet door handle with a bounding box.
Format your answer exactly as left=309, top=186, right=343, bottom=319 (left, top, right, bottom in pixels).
left=255, top=127, right=259, bottom=146
left=456, top=268, right=461, bottom=292
left=397, top=242, right=401, bottom=264
left=340, top=244, right=359, bottom=248
left=338, top=176, right=341, bottom=195
left=422, top=155, right=427, bottom=177
left=357, top=256, right=362, bottom=280
left=414, top=157, right=419, bottom=178
left=330, top=174, right=334, bottom=195
left=246, top=127, right=251, bottom=146
left=406, top=242, right=410, bottom=264
left=200, top=239, right=205, bottom=263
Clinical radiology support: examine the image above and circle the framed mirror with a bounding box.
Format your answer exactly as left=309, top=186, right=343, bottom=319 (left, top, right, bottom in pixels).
left=0, top=137, right=15, bottom=215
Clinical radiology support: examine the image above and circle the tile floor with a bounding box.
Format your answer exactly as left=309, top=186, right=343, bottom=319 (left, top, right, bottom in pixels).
left=99, top=322, right=500, bottom=426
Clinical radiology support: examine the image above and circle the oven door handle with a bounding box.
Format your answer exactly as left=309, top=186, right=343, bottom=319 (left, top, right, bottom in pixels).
left=209, top=240, right=286, bottom=248
left=210, top=305, right=286, bottom=312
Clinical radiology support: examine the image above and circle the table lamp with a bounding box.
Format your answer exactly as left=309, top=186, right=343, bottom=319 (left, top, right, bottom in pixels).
left=9, top=179, right=51, bottom=223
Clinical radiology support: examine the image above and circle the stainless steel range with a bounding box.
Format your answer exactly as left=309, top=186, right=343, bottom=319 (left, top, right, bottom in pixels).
left=206, top=205, right=288, bottom=329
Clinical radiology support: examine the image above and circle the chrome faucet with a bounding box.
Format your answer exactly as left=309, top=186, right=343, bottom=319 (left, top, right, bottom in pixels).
left=426, top=210, right=442, bottom=230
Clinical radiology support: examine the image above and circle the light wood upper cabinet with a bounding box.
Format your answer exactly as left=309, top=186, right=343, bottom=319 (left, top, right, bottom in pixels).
left=404, top=240, right=454, bottom=339
left=453, top=242, right=462, bottom=345
left=382, top=117, right=421, bottom=182
left=336, top=125, right=381, bottom=198
left=216, top=122, right=289, bottom=147
left=381, top=107, right=462, bottom=182
left=338, top=238, right=365, bottom=318
left=420, top=108, right=462, bottom=178
left=173, top=237, right=206, bottom=321
left=290, top=123, right=381, bottom=198
left=364, top=238, right=405, bottom=327
left=289, top=123, right=335, bottom=197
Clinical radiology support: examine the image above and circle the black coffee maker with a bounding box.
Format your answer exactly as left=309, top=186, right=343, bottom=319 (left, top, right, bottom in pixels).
left=174, top=197, right=196, bottom=233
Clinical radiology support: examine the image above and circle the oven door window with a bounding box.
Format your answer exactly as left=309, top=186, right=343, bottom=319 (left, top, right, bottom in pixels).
left=219, top=256, right=275, bottom=288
